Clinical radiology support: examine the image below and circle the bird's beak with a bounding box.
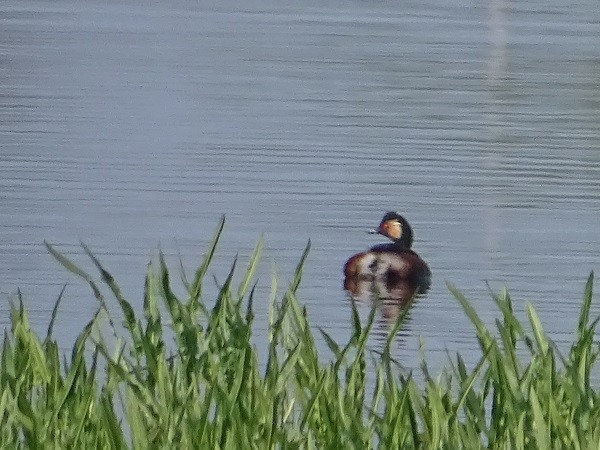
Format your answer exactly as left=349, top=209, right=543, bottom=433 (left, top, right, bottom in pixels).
left=367, top=228, right=379, bottom=235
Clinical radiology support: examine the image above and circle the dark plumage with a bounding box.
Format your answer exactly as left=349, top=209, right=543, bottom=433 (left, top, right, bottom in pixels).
left=343, top=212, right=431, bottom=289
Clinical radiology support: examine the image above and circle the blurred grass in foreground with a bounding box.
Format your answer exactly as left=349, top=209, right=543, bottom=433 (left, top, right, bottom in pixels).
left=1, top=217, right=598, bottom=448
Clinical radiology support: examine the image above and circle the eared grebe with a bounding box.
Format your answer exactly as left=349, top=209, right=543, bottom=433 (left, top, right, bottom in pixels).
left=343, top=212, right=431, bottom=289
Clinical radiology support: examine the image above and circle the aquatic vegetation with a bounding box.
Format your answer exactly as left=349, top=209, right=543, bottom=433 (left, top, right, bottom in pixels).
left=1, top=217, right=598, bottom=448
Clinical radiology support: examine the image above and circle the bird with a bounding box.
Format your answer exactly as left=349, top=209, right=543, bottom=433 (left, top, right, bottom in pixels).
left=343, top=212, right=431, bottom=290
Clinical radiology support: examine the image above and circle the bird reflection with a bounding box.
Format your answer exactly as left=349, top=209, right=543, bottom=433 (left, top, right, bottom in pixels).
left=343, top=275, right=430, bottom=335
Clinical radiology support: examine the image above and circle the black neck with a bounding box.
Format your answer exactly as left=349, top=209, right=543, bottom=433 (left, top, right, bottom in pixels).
left=395, top=222, right=413, bottom=248
left=391, top=239, right=411, bottom=250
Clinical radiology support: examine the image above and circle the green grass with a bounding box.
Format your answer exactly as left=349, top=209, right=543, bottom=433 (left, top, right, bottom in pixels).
left=1, top=217, right=599, bottom=448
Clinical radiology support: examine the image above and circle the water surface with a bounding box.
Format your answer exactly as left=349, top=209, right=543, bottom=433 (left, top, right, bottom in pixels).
left=1, top=0, right=599, bottom=374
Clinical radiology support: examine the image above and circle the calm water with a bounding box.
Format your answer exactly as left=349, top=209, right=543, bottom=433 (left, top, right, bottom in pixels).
left=1, top=0, right=599, bottom=375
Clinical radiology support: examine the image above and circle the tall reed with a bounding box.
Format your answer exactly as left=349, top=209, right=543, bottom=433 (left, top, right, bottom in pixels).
left=1, top=217, right=598, bottom=448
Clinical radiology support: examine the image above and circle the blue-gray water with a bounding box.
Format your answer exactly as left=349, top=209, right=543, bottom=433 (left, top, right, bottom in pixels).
left=1, top=0, right=599, bottom=375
